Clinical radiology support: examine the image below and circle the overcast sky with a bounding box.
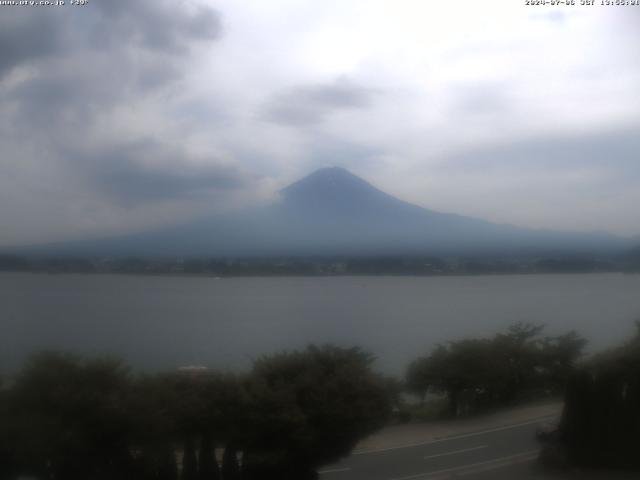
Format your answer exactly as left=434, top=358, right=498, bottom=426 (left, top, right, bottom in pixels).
left=1, top=0, right=639, bottom=246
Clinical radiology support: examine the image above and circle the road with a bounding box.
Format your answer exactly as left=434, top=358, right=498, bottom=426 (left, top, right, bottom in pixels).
left=318, top=418, right=554, bottom=480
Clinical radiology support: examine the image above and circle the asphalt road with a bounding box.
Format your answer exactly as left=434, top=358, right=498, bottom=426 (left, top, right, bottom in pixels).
left=318, top=418, right=555, bottom=480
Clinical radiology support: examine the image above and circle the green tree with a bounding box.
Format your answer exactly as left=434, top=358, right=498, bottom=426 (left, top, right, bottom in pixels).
left=408, top=340, right=499, bottom=416
left=406, top=323, right=586, bottom=417
left=198, top=373, right=248, bottom=457
left=405, top=359, right=430, bottom=404
left=221, top=445, right=241, bottom=480
left=198, top=433, right=220, bottom=480
left=8, top=352, right=134, bottom=480
left=0, top=375, right=15, bottom=480
left=126, top=374, right=182, bottom=480
left=183, top=437, right=198, bottom=480
left=242, top=345, right=391, bottom=479
left=538, top=330, right=587, bottom=392
left=559, top=321, right=640, bottom=469
left=491, top=322, right=545, bottom=403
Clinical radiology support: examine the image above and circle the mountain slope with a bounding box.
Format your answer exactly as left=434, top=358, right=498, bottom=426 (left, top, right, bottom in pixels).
left=17, top=167, right=631, bottom=257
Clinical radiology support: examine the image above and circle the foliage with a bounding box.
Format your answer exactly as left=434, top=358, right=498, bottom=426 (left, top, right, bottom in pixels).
left=406, top=323, right=586, bottom=417
left=0, top=345, right=390, bottom=480
left=0, top=376, right=15, bottom=480
left=221, top=445, right=241, bottom=480
left=397, top=397, right=450, bottom=423
left=242, top=345, right=392, bottom=479
left=559, top=321, right=640, bottom=469
left=6, top=352, right=134, bottom=480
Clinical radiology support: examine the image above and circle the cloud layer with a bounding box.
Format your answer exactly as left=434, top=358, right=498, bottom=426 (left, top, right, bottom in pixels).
left=265, top=79, right=377, bottom=126
left=0, top=0, right=639, bottom=245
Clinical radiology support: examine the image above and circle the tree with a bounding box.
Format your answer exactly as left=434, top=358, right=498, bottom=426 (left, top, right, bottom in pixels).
left=0, top=376, right=15, bottom=480
left=198, top=433, right=220, bottom=480
left=558, top=321, right=640, bottom=469
left=406, top=358, right=430, bottom=403
left=8, top=352, right=134, bottom=480
left=408, top=340, right=502, bottom=416
left=491, top=322, right=545, bottom=403
left=221, top=445, right=241, bottom=480
left=241, top=345, right=391, bottom=479
left=126, top=374, right=182, bottom=480
left=538, top=331, right=587, bottom=393
left=406, top=323, right=586, bottom=417
left=183, top=437, right=198, bottom=480
left=197, top=373, right=247, bottom=458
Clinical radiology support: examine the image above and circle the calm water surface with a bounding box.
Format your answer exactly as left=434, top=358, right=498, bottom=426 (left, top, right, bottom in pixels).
left=2, top=272, right=640, bottom=375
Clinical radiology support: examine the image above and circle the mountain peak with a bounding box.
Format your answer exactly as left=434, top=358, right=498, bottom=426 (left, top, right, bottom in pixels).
left=279, top=167, right=408, bottom=219
left=19, top=166, right=629, bottom=258
left=282, top=167, right=380, bottom=198
left=286, top=166, right=362, bottom=186
left=305, top=166, right=357, bottom=179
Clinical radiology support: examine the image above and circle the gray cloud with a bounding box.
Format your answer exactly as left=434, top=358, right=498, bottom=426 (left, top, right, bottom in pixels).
left=437, top=129, right=640, bottom=183
left=0, top=0, right=225, bottom=192
left=90, top=0, right=221, bottom=53
left=0, top=0, right=230, bottom=244
left=59, top=140, right=248, bottom=206
left=0, top=10, right=68, bottom=78
left=265, top=79, right=377, bottom=126
left=0, top=1, right=220, bottom=81
left=308, top=138, right=383, bottom=170
left=452, top=82, right=512, bottom=116
left=1, top=1, right=639, bottom=244
left=93, top=159, right=246, bottom=207
left=2, top=0, right=221, bottom=121
left=99, top=165, right=243, bottom=205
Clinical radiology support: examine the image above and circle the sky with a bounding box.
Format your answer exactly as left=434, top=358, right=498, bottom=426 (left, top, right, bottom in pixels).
left=0, top=0, right=639, bottom=246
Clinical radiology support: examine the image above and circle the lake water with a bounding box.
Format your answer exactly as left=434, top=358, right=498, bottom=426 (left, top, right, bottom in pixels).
left=2, top=272, right=640, bottom=376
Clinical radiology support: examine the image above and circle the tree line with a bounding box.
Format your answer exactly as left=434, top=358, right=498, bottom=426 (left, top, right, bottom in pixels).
left=0, top=346, right=391, bottom=480
left=3, top=321, right=639, bottom=478
left=1, top=253, right=632, bottom=276
left=405, top=323, right=586, bottom=417
left=404, top=321, right=640, bottom=471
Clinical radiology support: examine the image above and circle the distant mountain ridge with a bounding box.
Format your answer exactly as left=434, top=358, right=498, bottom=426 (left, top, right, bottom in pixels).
left=12, top=167, right=632, bottom=257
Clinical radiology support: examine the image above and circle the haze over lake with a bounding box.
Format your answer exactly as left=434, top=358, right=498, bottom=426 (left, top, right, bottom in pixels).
left=2, top=272, right=640, bottom=376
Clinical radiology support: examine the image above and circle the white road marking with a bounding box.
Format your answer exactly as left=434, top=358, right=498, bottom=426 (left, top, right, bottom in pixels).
left=458, top=452, right=537, bottom=476
left=423, top=444, right=488, bottom=460
left=353, top=415, right=556, bottom=455
left=429, top=418, right=555, bottom=442
left=388, top=450, right=539, bottom=480
left=318, top=467, right=351, bottom=475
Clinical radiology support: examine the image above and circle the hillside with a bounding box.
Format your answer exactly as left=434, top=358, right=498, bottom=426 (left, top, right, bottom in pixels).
left=12, top=167, right=630, bottom=258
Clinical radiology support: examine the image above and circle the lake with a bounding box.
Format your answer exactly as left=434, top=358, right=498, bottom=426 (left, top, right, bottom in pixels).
left=2, top=272, right=640, bottom=376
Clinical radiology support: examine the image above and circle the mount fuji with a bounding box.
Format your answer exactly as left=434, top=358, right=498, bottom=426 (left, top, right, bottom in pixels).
left=18, top=167, right=630, bottom=257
